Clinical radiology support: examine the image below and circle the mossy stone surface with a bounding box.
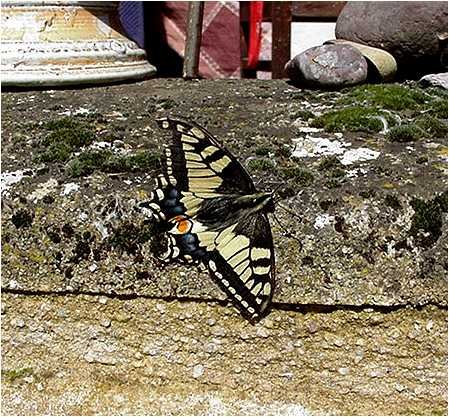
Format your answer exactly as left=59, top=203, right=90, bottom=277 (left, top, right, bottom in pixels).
left=1, top=79, right=447, bottom=307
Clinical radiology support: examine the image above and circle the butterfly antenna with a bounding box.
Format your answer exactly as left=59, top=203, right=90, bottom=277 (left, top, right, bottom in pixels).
left=271, top=212, right=303, bottom=245
left=276, top=202, right=304, bottom=221
left=270, top=182, right=285, bottom=195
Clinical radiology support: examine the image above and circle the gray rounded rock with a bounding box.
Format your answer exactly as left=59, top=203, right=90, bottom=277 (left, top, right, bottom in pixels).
left=335, top=2, right=448, bottom=78
left=285, top=44, right=368, bottom=88
left=419, top=73, right=448, bottom=90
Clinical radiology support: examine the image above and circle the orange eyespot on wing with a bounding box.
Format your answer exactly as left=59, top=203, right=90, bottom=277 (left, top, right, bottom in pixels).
left=177, top=219, right=191, bottom=234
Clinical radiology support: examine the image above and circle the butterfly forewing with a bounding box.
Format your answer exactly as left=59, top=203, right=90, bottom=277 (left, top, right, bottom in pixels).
left=157, top=117, right=256, bottom=195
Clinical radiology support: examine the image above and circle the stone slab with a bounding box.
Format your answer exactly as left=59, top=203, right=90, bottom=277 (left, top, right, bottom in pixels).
left=1, top=80, right=447, bottom=308
left=1, top=293, right=447, bottom=415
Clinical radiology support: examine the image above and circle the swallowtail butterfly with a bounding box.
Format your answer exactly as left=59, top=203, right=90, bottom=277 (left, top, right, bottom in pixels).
left=139, top=117, right=275, bottom=321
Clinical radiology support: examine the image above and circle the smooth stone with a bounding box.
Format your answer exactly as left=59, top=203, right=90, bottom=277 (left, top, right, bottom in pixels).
left=419, top=73, right=448, bottom=90
left=335, top=2, right=448, bottom=78
left=285, top=44, right=368, bottom=88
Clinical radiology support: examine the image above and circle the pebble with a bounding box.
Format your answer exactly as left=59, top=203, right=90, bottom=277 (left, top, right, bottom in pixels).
left=113, top=394, right=126, bottom=403
left=212, top=326, right=226, bottom=337
left=155, top=303, right=166, bottom=313
left=419, top=73, right=448, bottom=90
left=369, top=369, right=385, bottom=378
left=293, top=340, right=304, bottom=348
left=354, top=350, right=364, bottom=364
left=36, top=382, right=44, bottom=391
left=142, top=347, right=159, bottom=356
left=8, top=280, right=19, bottom=290
left=205, top=342, right=219, bottom=354
left=285, top=44, right=367, bottom=88
left=131, top=360, right=144, bottom=368
left=98, top=296, right=108, bottom=305
left=408, top=329, right=420, bottom=339
left=388, top=329, right=401, bottom=339
left=24, top=375, right=35, bottom=383
left=334, top=338, right=344, bottom=347
left=307, top=321, right=318, bottom=333
left=100, top=318, right=111, bottom=328
left=283, top=342, right=295, bottom=353
left=256, top=327, right=270, bottom=338
left=338, top=367, right=350, bottom=376
left=425, top=320, right=434, bottom=331
left=84, top=350, right=117, bottom=365
left=206, top=318, right=216, bottom=326
left=115, top=313, right=130, bottom=323
left=192, top=364, right=204, bottom=378
left=14, top=318, right=25, bottom=328
left=394, top=383, right=406, bottom=392
left=57, top=309, right=68, bottom=318
left=414, top=386, right=425, bottom=395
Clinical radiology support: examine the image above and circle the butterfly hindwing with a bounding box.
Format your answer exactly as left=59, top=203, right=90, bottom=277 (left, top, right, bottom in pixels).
left=204, top=211, right=275, bottom=320
left=138, top=184, right=186, bottom=222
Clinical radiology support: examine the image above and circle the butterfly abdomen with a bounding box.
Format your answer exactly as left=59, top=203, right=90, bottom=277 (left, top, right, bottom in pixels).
left=196, top=193, right=274, bottom=229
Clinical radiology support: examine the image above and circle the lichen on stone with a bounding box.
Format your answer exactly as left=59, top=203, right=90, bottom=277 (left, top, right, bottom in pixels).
left=409, top=193, right=447, bottom=248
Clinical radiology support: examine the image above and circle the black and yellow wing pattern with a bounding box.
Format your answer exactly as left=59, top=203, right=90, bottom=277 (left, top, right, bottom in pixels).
left=139, top=117, right=275, bottom=321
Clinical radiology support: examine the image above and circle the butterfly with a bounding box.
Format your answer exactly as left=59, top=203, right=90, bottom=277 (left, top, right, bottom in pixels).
left=138, top=117, right=275, bottom=321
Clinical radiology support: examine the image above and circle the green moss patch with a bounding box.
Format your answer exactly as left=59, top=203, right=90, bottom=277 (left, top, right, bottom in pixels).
left=275, top=144, right=293, bottom=158
left=37, top=117, right=95, bottom=163
left=254, top=146, right=273, bottom=156
left=310, top=107, right=390, bottom=133
left=317, top=156, right=346, bottom=182
left=289, top=110, right=315, bottom=120
left=386, top=125, right=424, bottom=142
left=427, top=98, right=448, bottom=119
left=107, top=221, right=155, bottom=255
left=66, top=150, right=161, bottom=178
left=409, top=193, right=447, bottom=247
left=2, top=368, right=34, bottom=383
left=247, top=158, right=276, bottom=172
left=324, top=178, right=344, bottom=189
left=340, top=84, right=427, bottom=111
left=415, top=115, right=447, bottom=138
left=280, top=166, right=314, bottom=186
left=318, top=156, right=344, bottom=171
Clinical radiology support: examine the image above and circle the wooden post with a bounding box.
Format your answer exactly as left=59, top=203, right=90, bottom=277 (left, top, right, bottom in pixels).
left=183, top=1, right=204, bottom=79
left=271, top=1, right=292, bottom=79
